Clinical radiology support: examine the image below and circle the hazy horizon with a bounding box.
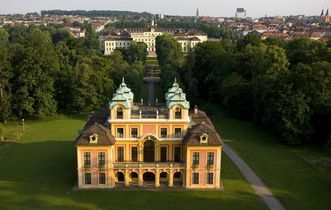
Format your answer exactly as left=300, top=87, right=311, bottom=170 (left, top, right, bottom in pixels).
left=1, top=0, right=331, bottom=18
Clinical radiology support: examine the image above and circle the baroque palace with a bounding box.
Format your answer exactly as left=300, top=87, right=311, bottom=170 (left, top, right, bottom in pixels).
left=74, top=79, right=223, bottom=189
left=99, top=21, right=208, bottom=56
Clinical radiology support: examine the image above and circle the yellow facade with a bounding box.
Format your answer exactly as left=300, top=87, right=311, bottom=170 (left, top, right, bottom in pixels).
left=75, top=80, right=223, bottom=189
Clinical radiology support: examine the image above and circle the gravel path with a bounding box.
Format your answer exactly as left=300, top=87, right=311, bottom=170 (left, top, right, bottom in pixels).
left=148, top=81, right=155, bottom=105
left=223, top=144, right=286, bottom=210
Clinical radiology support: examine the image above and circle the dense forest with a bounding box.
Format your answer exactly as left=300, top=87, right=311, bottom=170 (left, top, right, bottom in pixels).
left=0, top=25, right=146, bottom=121
left=156, top=34, right=331, bottom=147
left=1, top=23, right=330, bottom=147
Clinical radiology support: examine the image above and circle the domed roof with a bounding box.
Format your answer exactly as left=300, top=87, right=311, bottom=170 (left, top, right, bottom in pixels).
left=165, top=78, right=190, bottom=109
left=109, top=78, right=134, bottom=109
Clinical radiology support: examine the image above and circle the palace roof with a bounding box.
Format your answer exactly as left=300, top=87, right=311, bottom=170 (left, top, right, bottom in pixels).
left=176, top=36, right=201, bottom=41
left=183, top=121, right=223, bottom=146
left=74, top=122, right=115, bottom=146
left=105, top=36, right=133, bottom=41
left=83, top=109, right=109, bottom=130
left=182, top=109, right=223, bottom=146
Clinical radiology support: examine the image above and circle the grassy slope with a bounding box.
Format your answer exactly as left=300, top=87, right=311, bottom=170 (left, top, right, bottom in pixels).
left=141, top=83, right=163, bottom=104
left=210, top=109, right=331, bottom=210
left=0, top=117, right=266, bottom=210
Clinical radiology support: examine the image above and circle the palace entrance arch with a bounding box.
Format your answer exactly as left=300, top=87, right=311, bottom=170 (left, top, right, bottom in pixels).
left=143, top=140, right=155, bottom=162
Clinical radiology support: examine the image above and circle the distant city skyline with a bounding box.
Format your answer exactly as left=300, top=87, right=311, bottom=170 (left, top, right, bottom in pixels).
left=1, top=0, right=331, bottom=18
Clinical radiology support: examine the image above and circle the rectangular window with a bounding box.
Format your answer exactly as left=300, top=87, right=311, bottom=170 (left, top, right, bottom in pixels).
left=174, top=147, right=181, bottom=162
left=84, top=173, right=91, bottom=184
left=161, top=147, right=167, bottom=162
left=117, top=128, right=124, bottom=138
left=99, top=172, right=106, bottom=184
left=131, top=128, right=138, bottom=138
left=192, top=172, right=199, bottom=184
left=160, top=128, right=167, bottom=138
left=84, top=152, right=91, bottom=166
left=207, top=173, right=214, bottom=184
left=193, top=152, right=199, bottom=165
left=98, top=152, right=105, bottom=166
left=175, top=128, right=182, bottom=138
left=207, top=152, right=214, bottom=166
left=117, top=147, right=124, bottom=162
left=131, top=147, right=138, bottom=162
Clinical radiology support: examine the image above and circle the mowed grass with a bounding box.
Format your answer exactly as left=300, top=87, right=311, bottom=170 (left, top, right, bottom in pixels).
left=0, top=116, right=267, bottom=210
left=145, top=57, right=158, bottom=65
left=209, top=108, right=331, bottom=210
left=140, top=83, right=149, bottom=103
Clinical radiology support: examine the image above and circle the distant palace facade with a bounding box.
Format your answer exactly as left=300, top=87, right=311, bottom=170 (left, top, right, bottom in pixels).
left=74, top=79, right=223, bottom=189
left=99, top=22, right=208, bottom=56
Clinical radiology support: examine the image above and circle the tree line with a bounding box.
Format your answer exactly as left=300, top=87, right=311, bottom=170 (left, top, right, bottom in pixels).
left=0, top=25, right=146, bottom=121
left=41, top=10, right=153, bottom=19
left=106, top=18, right=236, bottom=40
left=156, top=34, right=331, bottom=146
left=157, top=19, right=236, bottom=39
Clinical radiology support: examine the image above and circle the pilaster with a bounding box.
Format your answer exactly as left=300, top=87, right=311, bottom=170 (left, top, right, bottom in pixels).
left=125, top=170, right=130, bottom=186
left=168, top=170, right=174, bottom=187
left=155, top=171, right=160, bottom=187
left=138, top=170, right=143, bottom=186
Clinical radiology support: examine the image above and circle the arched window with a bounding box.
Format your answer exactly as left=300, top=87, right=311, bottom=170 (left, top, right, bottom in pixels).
left=175, top=107, right=182, bottom=119
left=117, top=107, right=123, bottom=119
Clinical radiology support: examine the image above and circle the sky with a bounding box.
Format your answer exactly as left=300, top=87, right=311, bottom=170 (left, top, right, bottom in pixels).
left=1, top=0, right=330, bottom=18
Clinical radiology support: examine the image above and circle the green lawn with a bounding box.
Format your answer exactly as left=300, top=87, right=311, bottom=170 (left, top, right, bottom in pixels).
left=145, top=60, right=159, bottom=65
left=140, top=83, right=149, bottom=103
left=145, top=57, right=158, bottom=65
left=0, top=116, right=266, bottom=210
left=209, top=108, right=331, bottom=210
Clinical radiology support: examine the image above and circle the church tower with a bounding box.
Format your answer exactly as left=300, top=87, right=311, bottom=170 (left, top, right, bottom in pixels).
left=324, top=9, right=330, bottom=23
left=196, top=8, right=199, bottom=20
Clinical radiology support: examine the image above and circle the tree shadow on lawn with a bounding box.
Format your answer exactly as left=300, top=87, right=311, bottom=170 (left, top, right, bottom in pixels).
left=0, top=141, right=268, bottom=210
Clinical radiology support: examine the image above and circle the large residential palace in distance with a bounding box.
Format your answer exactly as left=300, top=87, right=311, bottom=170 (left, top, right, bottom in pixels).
left=74, top=79, right=223, bottom=189
left=99, top=21, right=208, bottom=56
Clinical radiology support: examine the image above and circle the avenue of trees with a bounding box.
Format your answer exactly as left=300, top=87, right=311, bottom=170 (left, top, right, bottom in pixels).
left=0, top=25, right=146, bottom=121
left=156, top=34, right=331, bottom=147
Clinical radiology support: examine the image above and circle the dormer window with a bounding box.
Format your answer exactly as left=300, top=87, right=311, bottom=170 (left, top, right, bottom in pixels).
left=117, top=107, right=123, bottom=119
left=175, top=107, right=182, bottom=119
left=200, top=133, right=208, bottom=144
left=89, top=134, right=98, bottom=144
